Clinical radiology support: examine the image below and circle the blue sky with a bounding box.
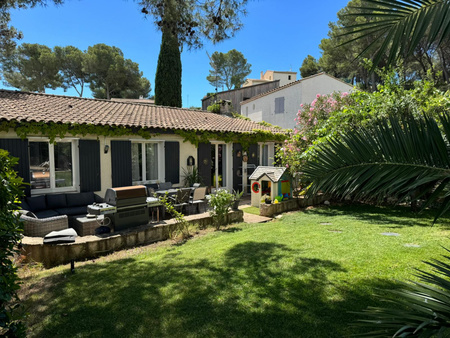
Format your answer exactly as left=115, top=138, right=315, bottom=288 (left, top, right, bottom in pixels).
left=5, top=0, right=350, bottom=108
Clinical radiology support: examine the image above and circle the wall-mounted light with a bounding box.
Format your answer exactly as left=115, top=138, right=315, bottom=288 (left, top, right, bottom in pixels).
left=187, top=156, right=195, bottom=166
left=104, top=144, right=109, bottom=154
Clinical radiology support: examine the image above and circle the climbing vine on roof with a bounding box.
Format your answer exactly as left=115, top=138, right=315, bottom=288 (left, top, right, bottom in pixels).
left=174, top=129, right=286, bottom=150
left=0, top=120, right=286, bottom=147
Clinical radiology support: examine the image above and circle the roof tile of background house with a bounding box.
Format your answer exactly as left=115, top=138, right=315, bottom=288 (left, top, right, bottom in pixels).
left=0, top=90, right=284, bottom=134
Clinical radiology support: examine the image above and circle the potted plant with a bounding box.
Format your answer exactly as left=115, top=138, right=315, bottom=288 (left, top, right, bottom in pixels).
left=182, top=166, right=201, bottom=187
left=230, top=190, right=244, bottom=210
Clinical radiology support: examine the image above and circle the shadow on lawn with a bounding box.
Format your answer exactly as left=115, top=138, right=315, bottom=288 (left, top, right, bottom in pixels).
left=23, top=241, right=398, bottom=338
left=304, top=204, right=450, bottom=228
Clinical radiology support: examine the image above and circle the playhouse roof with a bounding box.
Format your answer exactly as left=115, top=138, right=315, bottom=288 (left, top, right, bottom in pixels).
left=249, top=166, right=287, bottom=183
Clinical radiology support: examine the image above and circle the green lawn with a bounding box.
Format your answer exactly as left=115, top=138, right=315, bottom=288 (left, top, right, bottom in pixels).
left=20, top=204, right=450, bottom=337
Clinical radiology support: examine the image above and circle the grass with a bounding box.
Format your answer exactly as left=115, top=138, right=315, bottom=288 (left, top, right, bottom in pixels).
left=240, top=206, right=260, bottom=215
left=19, top=204, right=450, bottom=337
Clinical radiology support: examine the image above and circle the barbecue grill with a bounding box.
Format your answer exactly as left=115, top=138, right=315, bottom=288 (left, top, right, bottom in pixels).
left=104, top=185, right=149, bottom=231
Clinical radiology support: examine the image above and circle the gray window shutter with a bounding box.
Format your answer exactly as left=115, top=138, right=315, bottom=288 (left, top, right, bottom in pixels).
left=111, top=140, right=132, bottom=187
left=275, top=97, right=284, bottom=114
left=0, top=138, right=31, bottom=196
left=79, top=140, right=101, bottom=192
left=165, top=141, right=180, bottom=184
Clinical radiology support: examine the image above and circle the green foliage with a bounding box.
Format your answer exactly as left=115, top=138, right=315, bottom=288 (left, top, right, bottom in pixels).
left=342, top=0, right=450, bottom=71
left=354, top=249, right=450, bottom=337
left=0, top=1, right=64, bottom=71
left=139, top=0, right=249, bottom=49
left=231, top=112, right=250, bottom=120
left=54, top=45, right=88, bottom=97
left=157, top=193, right=191, bottom=242
left=174, top=129, right=286, bottom=150
left=3, top=43, right=62, bottom=92
left=0, top=149, right=25, bottom=337
left=155, top=29, right=182, bottom=107
left=182, top=166, right=202, bottom=187
left=206, top=49, right=251, bottom=90
left=278, top=70, right=450, bottom=175
left=207, top=102, right=221, bottom=114
left=301, top=113, right=450, bottom=222
left=84, top=43, right=151, bottom=100
left=299, top=55, right=321, bottom=78
left=208, top=189, right=233, bottom=229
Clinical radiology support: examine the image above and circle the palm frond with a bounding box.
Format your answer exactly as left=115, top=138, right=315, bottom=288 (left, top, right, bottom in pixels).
left=341, top=0, right=450, bottom=69
left=352, top=251, right=450, bottom=337
left=303, top=114, right=450, bottom=217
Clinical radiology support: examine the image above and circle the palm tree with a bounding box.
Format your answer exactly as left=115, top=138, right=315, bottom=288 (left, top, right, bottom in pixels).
left=302, top=114, right=450, bottom=221
left=343, top=0, right=450, bottom=69
left=301, top=114, right=450, bottom=336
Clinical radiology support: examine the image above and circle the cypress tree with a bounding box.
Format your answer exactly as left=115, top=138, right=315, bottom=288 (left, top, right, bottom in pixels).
left=155, top=28, right=182, bottom=107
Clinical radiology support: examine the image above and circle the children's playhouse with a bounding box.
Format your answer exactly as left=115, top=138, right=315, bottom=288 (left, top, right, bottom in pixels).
left=248, top=166, right=292, bottom=207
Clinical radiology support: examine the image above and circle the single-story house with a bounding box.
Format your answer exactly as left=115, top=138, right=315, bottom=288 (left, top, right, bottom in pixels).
left=0, top=89, right=285, bottom=199
left=240, top=73, right=354, bottom=130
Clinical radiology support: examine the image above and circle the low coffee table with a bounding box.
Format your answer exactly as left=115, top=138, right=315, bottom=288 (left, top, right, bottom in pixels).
left=72, top=215, right=106, bottom=236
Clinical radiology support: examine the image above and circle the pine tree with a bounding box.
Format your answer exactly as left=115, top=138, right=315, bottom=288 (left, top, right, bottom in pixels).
left=155, top=29, right=182, bottom=107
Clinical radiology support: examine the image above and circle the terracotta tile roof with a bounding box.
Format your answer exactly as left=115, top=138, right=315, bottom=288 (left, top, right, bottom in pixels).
left=240, top=72, right=353, bottom=105
left=0, top=89, right=284, bottom=134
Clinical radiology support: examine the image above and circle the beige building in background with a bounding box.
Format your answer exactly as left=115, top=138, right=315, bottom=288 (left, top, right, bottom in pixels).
left=243, top=70, right=297, bottom=87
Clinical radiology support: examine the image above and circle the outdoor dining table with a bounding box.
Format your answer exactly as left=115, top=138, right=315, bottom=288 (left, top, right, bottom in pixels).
left=155, top=189, right=178, bottom=197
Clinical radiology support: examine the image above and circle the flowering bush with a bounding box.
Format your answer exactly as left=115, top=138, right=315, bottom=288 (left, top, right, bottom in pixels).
left=277, top=69, right=450, bottom=179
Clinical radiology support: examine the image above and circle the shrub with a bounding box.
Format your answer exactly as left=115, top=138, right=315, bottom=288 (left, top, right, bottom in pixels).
left=207, top=103, right=221, bottom=114
left=157, top=194, right=190, bottom=242
left=208, top=189, right=233, bottom=229
left=0, top=149, right=25, bottom=337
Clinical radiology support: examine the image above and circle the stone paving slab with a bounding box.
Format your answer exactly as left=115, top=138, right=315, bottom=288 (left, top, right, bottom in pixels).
left=243, top=213, right=272, bottom=224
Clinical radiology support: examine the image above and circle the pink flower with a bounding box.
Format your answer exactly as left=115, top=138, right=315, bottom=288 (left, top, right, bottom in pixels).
left=286, top=164, right=289, bottom=168
left=316, top=94, right=321, bottom=98
left=300, top=103, right=304, bottom=108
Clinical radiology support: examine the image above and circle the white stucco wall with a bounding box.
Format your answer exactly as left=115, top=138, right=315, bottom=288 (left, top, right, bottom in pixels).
left=241, top=73, right=353, bottom=130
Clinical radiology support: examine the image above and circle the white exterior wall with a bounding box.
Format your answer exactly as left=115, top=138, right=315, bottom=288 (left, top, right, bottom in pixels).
left=242, top=74, right=353, bottom=130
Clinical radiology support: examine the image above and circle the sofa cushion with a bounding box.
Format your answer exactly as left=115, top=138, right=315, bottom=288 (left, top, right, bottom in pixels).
left=66, top=192, right=95, bottom=207
left=55, top=206, right=88, bottom=216
left=35, top=209, right=60, bottom=219
left=16, top=209, right=37, bottom=218
left=26, top=195, right=47, bottom=212
left=19, top=200, right=31, bottom=211
left=46, top=194, right=68, bottom=209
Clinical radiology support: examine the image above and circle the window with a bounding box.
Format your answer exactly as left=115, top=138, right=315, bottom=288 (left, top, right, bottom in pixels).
left=274, top=97, right=285, bottom=114
left=132, top=142, right=163, bottom=183
left=29, top=139, right=78, bottom=192
left=288, top=75, right=291, bottom=80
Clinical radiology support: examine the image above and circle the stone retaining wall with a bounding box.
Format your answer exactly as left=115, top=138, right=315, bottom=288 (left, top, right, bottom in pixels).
left=259, top=195, right=329, bottom=217
left=21, top=210, right=243, bottom=268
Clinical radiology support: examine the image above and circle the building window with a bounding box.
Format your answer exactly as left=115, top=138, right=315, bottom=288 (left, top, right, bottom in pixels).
left=29, top=139, right=78, bottom=192
left=288, top=75, right=291, bottom=80
left=274, top=97, right=285, bottom=114
left=246, top=106, right=248, bottom=115
left=132, top=142, right=163, bottom=183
